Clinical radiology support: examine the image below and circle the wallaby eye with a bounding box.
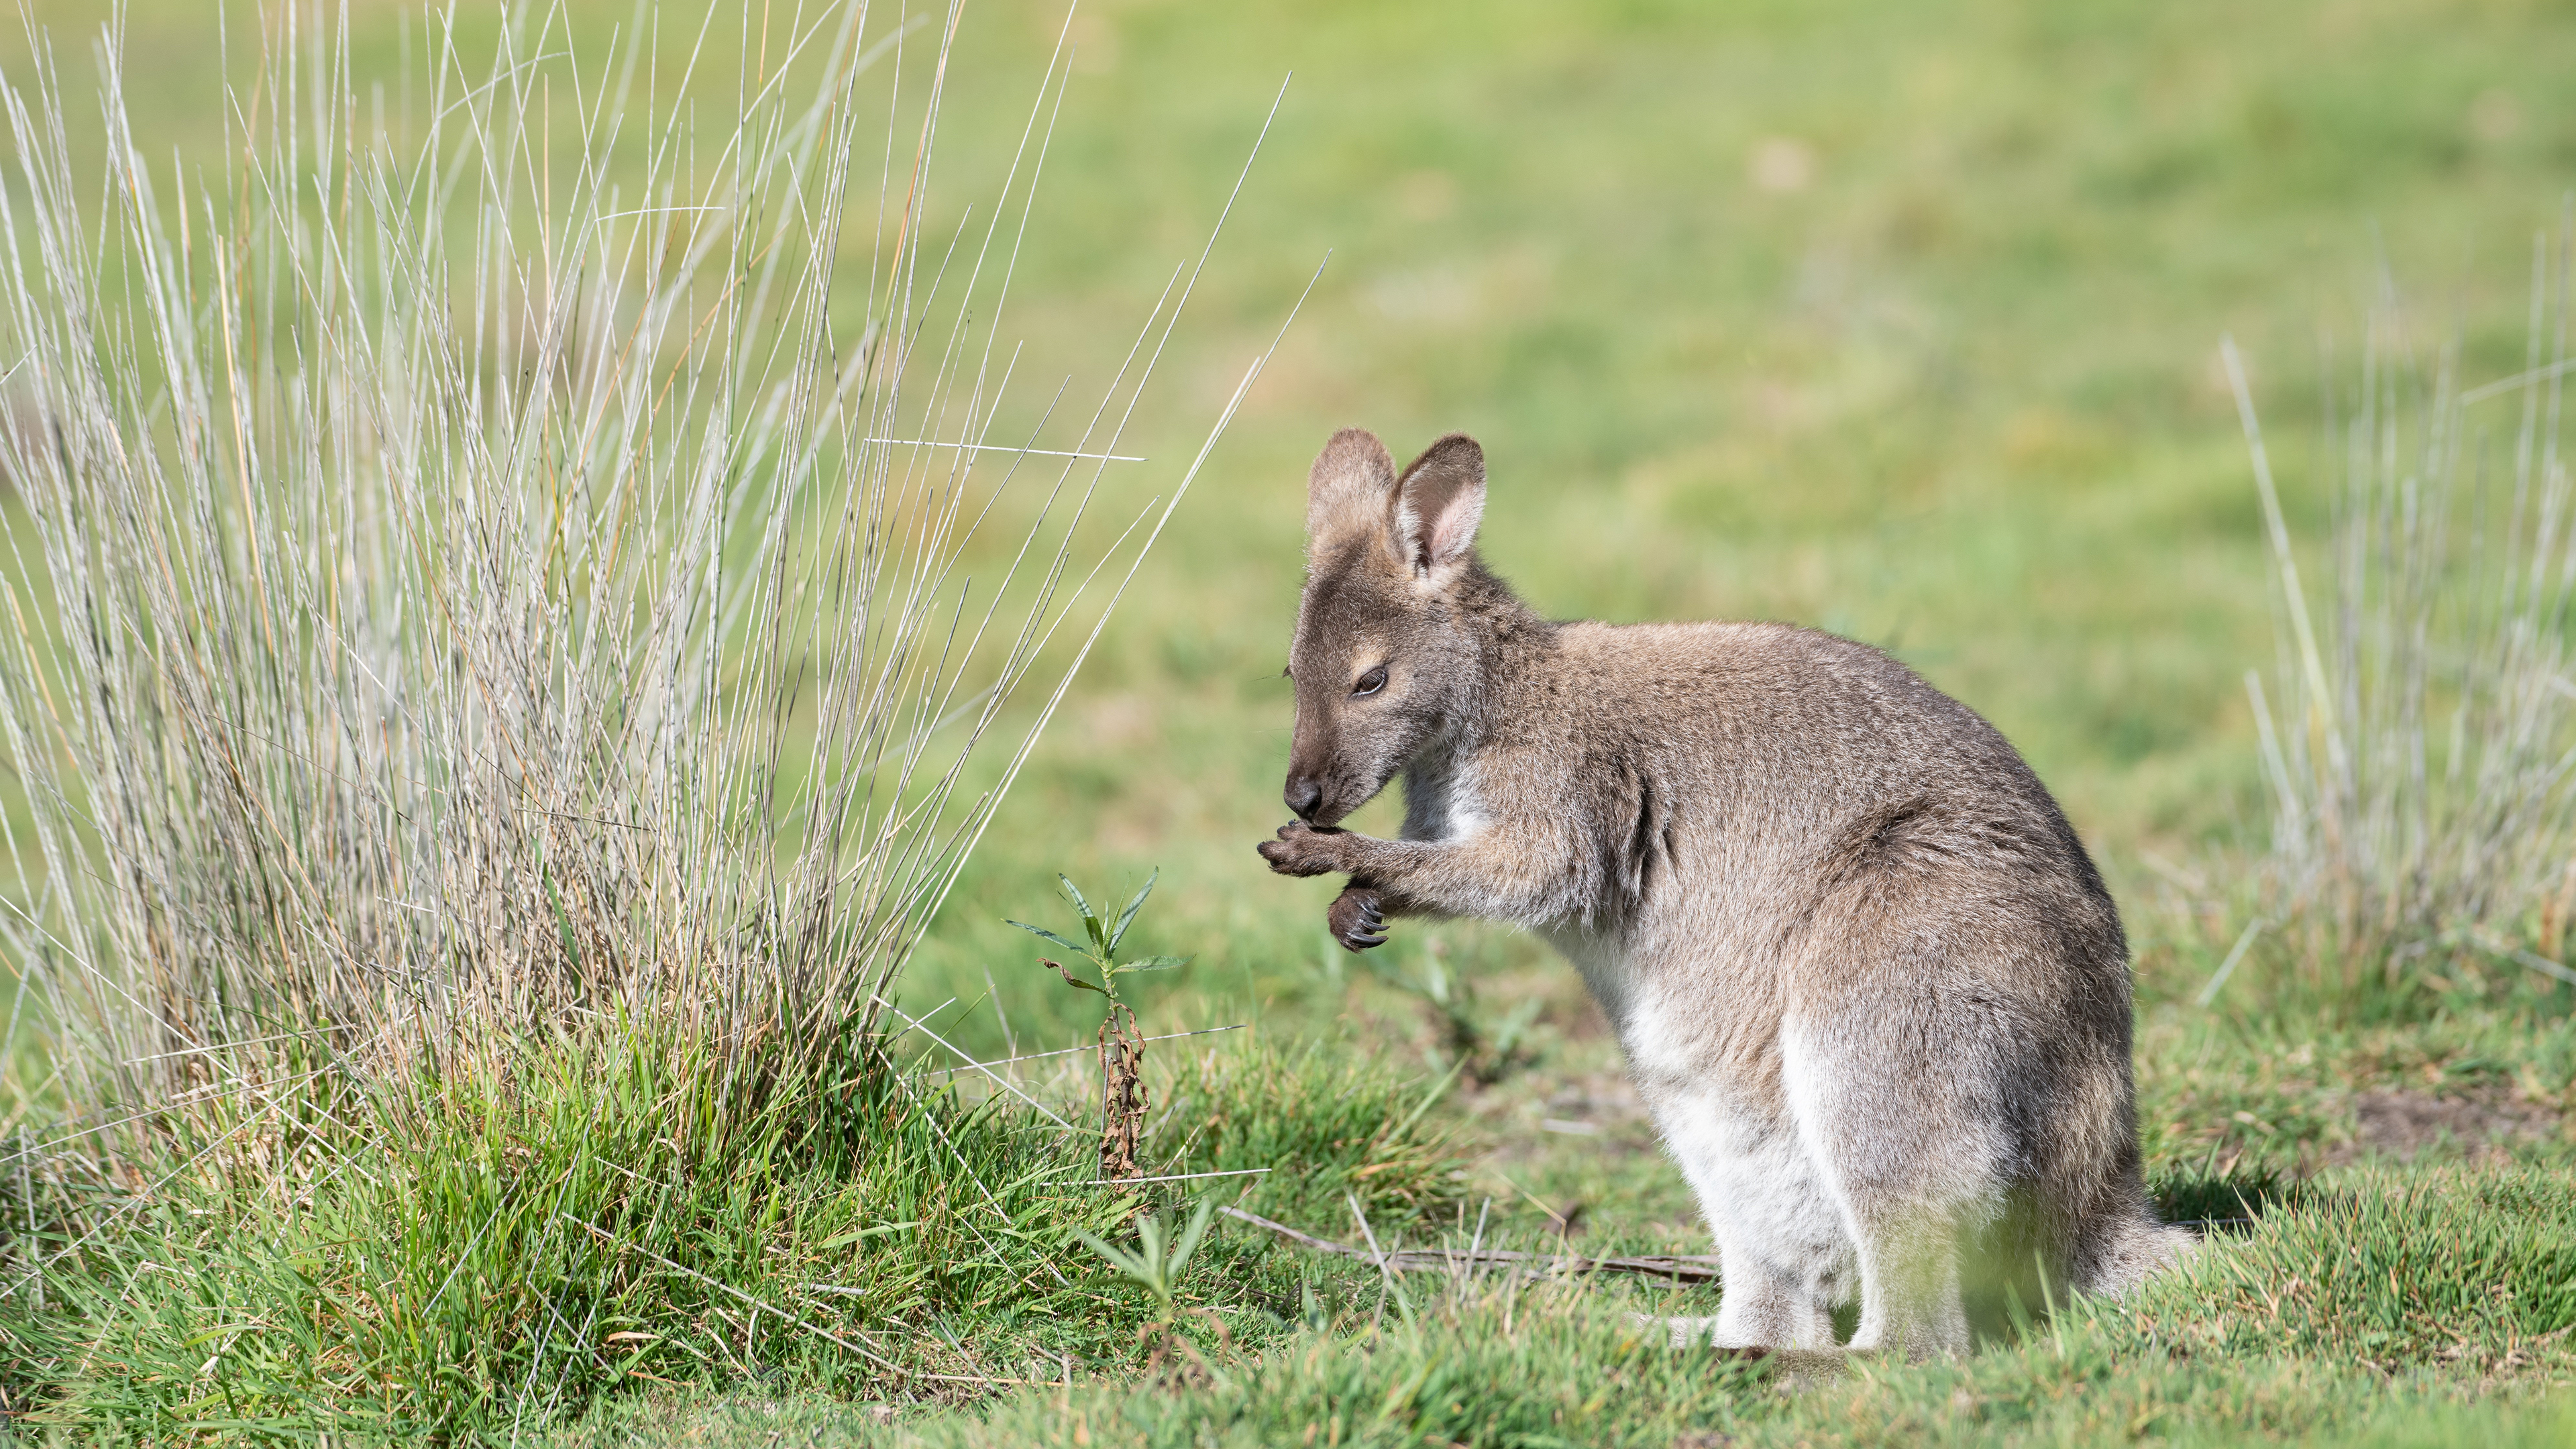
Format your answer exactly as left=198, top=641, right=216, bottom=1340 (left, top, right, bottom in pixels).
left=1352, top=665, right=1388, bottom=697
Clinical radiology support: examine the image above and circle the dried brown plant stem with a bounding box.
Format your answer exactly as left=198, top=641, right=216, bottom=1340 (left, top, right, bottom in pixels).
left=1097, top=1002, right=1147, bottom=1182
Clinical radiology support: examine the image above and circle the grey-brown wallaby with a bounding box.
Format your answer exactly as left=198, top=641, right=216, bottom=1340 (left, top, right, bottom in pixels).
left=1258, top=428, right=2189, bottom=1359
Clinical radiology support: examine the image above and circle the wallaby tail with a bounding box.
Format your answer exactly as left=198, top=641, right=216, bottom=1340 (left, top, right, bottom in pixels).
left=2069, top=1205, right=2196, bottom=1298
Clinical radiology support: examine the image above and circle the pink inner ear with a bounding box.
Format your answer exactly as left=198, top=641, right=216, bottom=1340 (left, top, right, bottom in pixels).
left=1430, top=515, right=1466, bottom=561
left=1424, top=488, right=1483, bottom=567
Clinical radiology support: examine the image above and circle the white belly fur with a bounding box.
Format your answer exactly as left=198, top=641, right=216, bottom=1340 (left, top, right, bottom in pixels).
left=1544, top=928, right=1858, bottom=1309
left=1631, top=991, right=1854, bottom=1299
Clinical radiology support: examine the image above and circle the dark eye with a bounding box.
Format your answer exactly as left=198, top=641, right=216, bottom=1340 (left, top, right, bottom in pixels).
left=1352, top=666, right=1387, bottom=697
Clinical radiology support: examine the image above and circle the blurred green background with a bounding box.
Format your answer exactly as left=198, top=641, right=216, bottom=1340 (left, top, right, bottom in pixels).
left=14, top=0, right=2575, bottom=1050
left=896, top=0, right=2576, bottom=1051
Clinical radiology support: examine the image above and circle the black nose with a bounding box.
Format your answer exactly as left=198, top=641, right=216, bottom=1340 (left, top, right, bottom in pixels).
left=1285, top=777, right=1323, bottom=820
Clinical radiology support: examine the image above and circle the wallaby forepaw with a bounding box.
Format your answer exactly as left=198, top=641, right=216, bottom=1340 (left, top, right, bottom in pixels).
left=1257, top=820, right=1347, bottom=877
left=1329, top=886, right=1387, bottom=951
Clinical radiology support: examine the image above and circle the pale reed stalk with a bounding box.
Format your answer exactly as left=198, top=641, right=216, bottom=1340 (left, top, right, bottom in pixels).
left=2230, top=228, right=2576, bottom=1002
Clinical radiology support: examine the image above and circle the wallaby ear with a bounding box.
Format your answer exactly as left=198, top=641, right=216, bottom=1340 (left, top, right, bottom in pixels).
left=1394, top=433, right=1485, bottom=578
left=1307, top=427, right=1398, bottom=549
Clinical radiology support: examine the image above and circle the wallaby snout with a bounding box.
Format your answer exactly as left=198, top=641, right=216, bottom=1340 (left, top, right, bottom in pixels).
left=1279, top=714, right=1370, bottom=826
left=1281, top=702, right=1359, bottom=824
left=1283, top=773, right=1324, bottom=821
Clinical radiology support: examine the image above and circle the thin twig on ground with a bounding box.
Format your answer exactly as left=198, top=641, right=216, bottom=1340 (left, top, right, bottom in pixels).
left=1218, top=1204, right=1723, bottom=1285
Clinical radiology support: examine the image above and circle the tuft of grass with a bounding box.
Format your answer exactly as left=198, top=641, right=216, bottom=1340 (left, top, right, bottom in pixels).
left=1151, top=1038, right=1466, bottom=1229
left=3, top=1026, right=1117, bottom=1436
left=0, top=0, right=1288, bottom=1437
left=2215, top=253, right=2576, bottom=1020
left=2139, top=1165, right=2576, bottom=1373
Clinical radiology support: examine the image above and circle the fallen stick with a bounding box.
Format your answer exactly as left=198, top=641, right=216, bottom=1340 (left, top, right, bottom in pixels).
left=1219, top=1205, right=1723, bottom=1284
left=1223, top=1208, right=1878, bottom=1378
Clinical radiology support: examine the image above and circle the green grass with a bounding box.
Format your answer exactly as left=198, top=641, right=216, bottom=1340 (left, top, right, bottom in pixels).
left=4, top=0, right=2576, bottom=1443
left=0, top=1028, right=1472, bottom=1439
left=533, top=1161, right=2576, bottom=1448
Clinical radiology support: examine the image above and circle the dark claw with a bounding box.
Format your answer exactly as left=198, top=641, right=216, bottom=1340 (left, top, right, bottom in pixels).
left=1357, top=904, right=1384, bottom=942
left=1328, top=886, right=1388, bottom=952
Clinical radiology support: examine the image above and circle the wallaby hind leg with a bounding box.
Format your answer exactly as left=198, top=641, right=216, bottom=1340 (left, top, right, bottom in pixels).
left=1783, top=1020, right=1995, bottom=1359
left=1711, top=1251, right=1835, bottom=1349
left=1839, top=1206, right=1970, bottom=1357
left=1644, top=1086, right=1845, bottom=1350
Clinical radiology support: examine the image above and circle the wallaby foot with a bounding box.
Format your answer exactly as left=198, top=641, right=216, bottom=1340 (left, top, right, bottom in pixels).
left=1328, top=885, right=1387, bottom=951
left=1708, top=1252, right=1839, bottom=1351
left=1628, top=1317, right=1851, bottom=1385
left=1635, top=1313, right=1774, bottom=1355
left=1650, top=1313, right=1727, bottom=1349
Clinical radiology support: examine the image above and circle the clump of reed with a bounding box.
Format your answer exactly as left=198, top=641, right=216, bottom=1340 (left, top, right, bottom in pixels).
left=0, top=1, right=1287, bottom=1431
left=2214, top=234, right=2576, bottom=1016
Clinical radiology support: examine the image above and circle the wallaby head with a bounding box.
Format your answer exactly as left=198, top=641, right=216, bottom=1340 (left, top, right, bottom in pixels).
left=1282, top=428, right=1490, bottom=826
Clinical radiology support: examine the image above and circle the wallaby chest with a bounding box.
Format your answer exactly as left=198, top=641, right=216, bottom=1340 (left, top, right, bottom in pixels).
left=1397, top=741, right=1485, bottom=843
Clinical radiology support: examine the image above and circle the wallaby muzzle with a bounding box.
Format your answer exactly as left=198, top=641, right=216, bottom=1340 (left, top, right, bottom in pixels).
left=1281, top=725, right=1352, bottom=826
left=1284, top=773, right=1324, bottom=821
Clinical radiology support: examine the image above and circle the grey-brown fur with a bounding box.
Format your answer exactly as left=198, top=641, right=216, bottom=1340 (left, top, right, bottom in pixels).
left=1260, top=428, right=2190, bottom=1358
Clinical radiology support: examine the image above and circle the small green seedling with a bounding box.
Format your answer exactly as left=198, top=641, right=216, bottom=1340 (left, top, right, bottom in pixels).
left=1073, top=1197, right=1220, bottom=1320
left=1010, top=871, right=1193, bottom=1180
left=1008, top=871, right=1191, bottom=1005
left=1299, top=1275, right=1332, bottom=1334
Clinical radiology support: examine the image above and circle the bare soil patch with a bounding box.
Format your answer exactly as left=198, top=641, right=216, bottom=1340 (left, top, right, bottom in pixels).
left=2331, top=1089, right=2563, bottom=1165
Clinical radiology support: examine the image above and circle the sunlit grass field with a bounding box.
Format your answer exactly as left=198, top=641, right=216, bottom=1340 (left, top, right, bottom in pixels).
left=3, top=0, right=2574, bottom=1443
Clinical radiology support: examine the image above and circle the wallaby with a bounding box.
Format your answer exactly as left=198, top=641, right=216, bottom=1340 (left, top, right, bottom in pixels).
left=1258, top=428, right=2190, bottom=1359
